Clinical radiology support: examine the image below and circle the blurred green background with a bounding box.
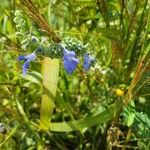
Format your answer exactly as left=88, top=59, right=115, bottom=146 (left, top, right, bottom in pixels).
left=0, top=0, right=150, bottom=149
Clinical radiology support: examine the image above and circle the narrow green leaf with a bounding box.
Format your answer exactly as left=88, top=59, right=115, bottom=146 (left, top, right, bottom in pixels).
left=16, top=99, right=30, bottom=123
left=22, top=71, right=43, bottom=85
left=50, top=101, right=123, bottom=132
left=0, top=126, right=18, bottom=148
left=1, top=16, right=7, bottom=50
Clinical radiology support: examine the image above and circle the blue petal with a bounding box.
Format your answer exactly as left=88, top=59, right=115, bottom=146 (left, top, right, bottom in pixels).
left=63, top=49, right=75, bottom=57
left=83, top=54, right=95, bottom=71
left=18, top=52, right=37, bottom=75
left=18, top=56, right=27, bottom=61
left=22, top=61, right=29, bottom=76
left=18, top=52, right=36, bottom=62
left=26, top=53, right=36, bottom=62
left=63, top=49, right=79, bottom=74
left=64, top=57, right=79, bottom=74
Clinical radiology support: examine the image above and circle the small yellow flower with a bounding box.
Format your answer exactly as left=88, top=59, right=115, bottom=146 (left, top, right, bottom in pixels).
left=116, top=89, right=124, bottom=96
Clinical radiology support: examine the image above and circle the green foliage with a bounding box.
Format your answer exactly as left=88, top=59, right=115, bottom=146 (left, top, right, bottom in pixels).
left=0, top=0, right=150, bottom=149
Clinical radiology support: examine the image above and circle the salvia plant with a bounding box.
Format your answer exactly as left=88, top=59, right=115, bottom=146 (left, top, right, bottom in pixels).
left=15, top=10, right=95, bottom=76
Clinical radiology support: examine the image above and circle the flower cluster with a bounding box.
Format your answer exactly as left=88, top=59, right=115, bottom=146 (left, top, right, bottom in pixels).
left=14, top=11, right=95, bottom=75
left=61, top=44, right=95, bottom=74
left=18, top=43, right=95, bottom=75
left=18, top=48, right=95, bottom=75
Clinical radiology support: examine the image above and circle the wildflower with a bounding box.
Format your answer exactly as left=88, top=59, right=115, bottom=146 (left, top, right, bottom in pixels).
left=63, top=48, right=79, bottom=74
left=18, top=52, right=36, bottom=75
left=115, top=89, right=124, bottom=96
left=83, top=53, right=95, bottom=71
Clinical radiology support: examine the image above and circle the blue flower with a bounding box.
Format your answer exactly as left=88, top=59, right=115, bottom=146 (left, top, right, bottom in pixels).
left=63, top=48, right=79, bottom=74
left=18, top=52, right=36, bottom=75
left=83, top=53, right=95, bottom=71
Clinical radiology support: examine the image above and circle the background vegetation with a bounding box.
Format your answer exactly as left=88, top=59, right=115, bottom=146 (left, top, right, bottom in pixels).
left=0, top=0, right=150, bottom=149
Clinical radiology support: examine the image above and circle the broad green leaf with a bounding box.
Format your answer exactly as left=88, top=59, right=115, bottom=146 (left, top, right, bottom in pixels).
left=40, top=57, right=59, bottom=131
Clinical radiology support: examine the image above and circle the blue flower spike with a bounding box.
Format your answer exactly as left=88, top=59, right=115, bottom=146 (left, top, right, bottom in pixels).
left=18, top=52, right=36, bottom=76
left=63, top=47, right=79, bottom=74
left=83, top=53, right=95, bottom=71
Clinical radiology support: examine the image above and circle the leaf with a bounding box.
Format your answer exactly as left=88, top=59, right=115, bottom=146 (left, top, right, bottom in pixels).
left=40, top=58, right=59, bottom=131
left=0, top=126, right=18, bottom=148
left=22, top=71, right=43, bottom=85
left=49, top=101, right=123, bottom=132
left=127, top=112, right=135, bottom=127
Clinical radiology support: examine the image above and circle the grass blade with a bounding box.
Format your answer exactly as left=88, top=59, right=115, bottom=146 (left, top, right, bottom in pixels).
left=50, top=101, right=123, bottom=132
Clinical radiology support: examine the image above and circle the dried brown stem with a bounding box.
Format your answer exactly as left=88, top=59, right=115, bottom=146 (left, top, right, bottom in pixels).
left=19, top=0, right=61, bottom=43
